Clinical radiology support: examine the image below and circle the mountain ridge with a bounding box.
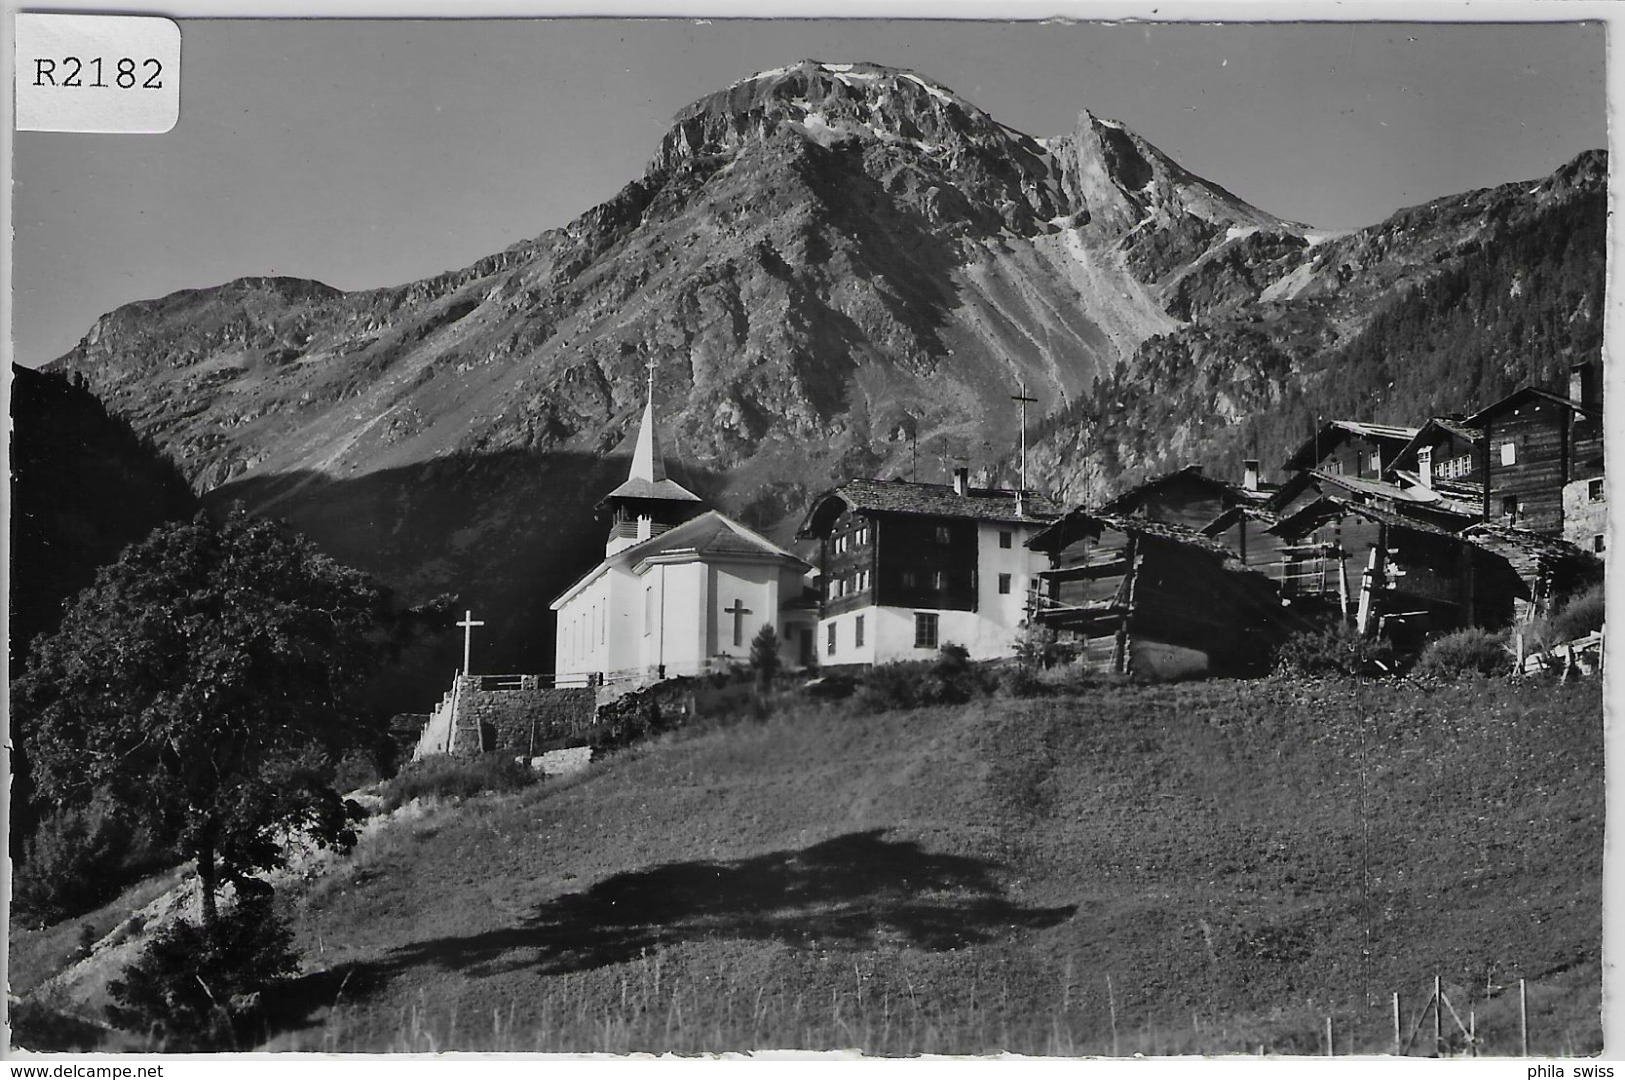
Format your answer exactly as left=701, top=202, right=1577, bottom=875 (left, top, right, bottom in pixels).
left=42, top=62, right=1605, bottom=685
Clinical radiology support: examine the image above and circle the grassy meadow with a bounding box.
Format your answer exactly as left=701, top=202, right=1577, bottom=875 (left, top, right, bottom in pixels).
left=267, top=675, right=1602, bottom=1054
left=11, top=675, right=1604, bottom=1055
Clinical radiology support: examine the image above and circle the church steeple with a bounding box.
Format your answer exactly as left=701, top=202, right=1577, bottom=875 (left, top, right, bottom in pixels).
left=628, top=367, right=668, bottom=484
left=600, top=364, right=703, bottom=555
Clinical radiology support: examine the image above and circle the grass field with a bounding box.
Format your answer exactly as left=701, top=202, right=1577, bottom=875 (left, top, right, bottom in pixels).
left=247, top=675, right=1603, bottom=1055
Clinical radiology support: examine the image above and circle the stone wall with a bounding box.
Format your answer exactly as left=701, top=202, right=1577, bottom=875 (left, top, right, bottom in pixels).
left=447, top=676, right=598, bottom=756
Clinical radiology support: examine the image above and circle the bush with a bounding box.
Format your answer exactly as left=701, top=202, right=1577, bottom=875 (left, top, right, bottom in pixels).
left=12, top=793, right=168, bottom=928
left=858, top=644, right=994, bottom=712
left=379, top=752, right=538, bottom=811
left=1546, top=583, right=1605, bottom=643
left=1413, top=628, right=1511, bottom=678
left=1273, top=624, right=1395, bottom=677
left=997, top=662, right=1047, bottom=699
left=106, top=897, right=300, bottom=1050
left=749, top=624, right=781, bottom=691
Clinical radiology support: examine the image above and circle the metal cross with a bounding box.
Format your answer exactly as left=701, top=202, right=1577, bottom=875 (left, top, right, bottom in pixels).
left=1012, top=380, right=1037, bottom=495
left=456, top=609, right=485, bottom=674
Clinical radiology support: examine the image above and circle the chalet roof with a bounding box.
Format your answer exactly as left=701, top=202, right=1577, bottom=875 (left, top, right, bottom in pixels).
left=796, top=478, right=1062, bottom=537
left=1388, top=416, right=1482, bottom=472
left=1283, top=419, right=1420, bottom=471
left=1028, top=507, right=1235, bottom=557
left=1389, top=469, right=1484, bottom=506
left=1198, top=503, right=1281, bottom=537
left=1307, top=469, right=1478, bottom=517
left=1269, top=495, right=1463, bottom=543
left=1462, top=523, right=1598, bottom=567
left=1097, top=464, right=1271, bottom=515
left=1461, top=385, right=1600, bottom=427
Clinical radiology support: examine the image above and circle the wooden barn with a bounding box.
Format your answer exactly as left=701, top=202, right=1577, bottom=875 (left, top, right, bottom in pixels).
left=1462, top=523, right=1603, bottom=624
left=1095, top=462, right=1273, bottom=531
left=1266, top=497, right=1528, bottom=641
left=1027, top=510, right=1304, bottom=678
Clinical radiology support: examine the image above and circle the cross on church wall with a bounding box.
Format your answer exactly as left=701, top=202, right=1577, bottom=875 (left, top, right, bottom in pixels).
left=724, top=598, right=752, bottom=648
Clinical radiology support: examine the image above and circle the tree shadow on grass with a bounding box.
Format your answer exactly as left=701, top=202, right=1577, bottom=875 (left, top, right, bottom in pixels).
left=364, top=828, right=1075, bottom=981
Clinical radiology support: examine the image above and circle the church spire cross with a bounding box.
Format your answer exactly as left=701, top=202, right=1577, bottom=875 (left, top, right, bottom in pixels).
left=629, top=359, right=668, bottom=484
left=456, top=610, right=485, bottom=675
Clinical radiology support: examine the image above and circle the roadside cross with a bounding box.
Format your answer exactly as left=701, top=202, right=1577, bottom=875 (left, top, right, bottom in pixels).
left=457, top=610, right=485, bottom=674
left=724, top=598, right=753, bottom=648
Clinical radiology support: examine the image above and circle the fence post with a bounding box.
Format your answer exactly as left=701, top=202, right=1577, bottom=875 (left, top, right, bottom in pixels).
left=1520, top=978, right=1529, bottom=1057
left=1325, top=1015, right=1333, bottom=1056
left=1393, top=992, right=1401, bottom=1053
left=1434, top=975, right=1443, bottom=1057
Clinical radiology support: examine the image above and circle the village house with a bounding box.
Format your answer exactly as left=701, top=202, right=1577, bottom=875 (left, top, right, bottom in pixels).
left=1459, top=362, right=1604, bottom=550
left=1026, top=509, right=1304, bottom=677
left=1386, top=415, right=1485, bottom=502
left=1281, top=419, right=1420, bottom=481
left=1095, top=462, right=1274, bottom=530
left=795, top=470, right=1060, bottom=665
left=550, top=382, right=815, bottom=686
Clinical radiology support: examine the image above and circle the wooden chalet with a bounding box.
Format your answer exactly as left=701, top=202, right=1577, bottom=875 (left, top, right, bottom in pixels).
left=1096, top=462, right=1273, bottom=531
left=795, top=471, right=1061, bottom=664
left=1459, top=363, right=1604, bottom=544
left=1266, top=497, right=1532, bottom=642
left=1461, top=523, right=1603, bottom=624
left=1027, top=510, right=1304, bottom=677
left=1282, top=420, right=1419, bottom=480
left=1386, top=415, right=1485, bottom=502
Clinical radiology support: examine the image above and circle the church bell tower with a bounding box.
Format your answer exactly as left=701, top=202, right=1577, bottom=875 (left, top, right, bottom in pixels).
left=600, top=368, right=703, bottom=555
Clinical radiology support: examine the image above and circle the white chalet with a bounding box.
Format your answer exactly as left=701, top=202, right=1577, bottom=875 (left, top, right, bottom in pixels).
left=796, top=470, right=1061, bottom=665
left=550, top=388, right=815, bottom=686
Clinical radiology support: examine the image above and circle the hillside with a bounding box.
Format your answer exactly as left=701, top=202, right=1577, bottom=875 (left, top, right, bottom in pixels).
left=17, top=677, right=1593, bottom=1055
left=37, top=62, right=1606, bottom=686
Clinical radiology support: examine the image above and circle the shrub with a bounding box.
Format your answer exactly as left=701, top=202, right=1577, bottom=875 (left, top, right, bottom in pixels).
left=997, top=662, right=1046, bottom=699
left=379, top=752, right=538, bottom=811
left=858, top=644, right=994, bottom=712
left=1273, top=624, right=1395, bottom=677
left=1547, top=583, right=1605, bottom=643
left=12, top=793, right=168, bottom=928
left=1413, top=627, right=1511, bottom=678
left=106, top=897, right=300, bottom=1050
left=749, top=624, right=781, bottom=691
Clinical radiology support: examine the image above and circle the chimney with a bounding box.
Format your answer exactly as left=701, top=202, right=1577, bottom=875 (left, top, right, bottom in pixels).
left=1571, top=361, right=1600, bottom=410
left=1242, top=459, right=1260, bottom=492
left=953, top=466, right=969, bottom=496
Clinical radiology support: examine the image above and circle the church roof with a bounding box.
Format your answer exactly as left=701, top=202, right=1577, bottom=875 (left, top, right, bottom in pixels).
left=603, top=476, right=703, bottom=503
left=550, top=510, right=808, bottom=610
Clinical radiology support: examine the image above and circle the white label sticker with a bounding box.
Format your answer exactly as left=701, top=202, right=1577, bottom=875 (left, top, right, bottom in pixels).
left=14, top=13, right=180, bottom=133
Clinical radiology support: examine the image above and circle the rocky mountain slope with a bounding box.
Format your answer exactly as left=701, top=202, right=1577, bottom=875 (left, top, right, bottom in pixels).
left=43, top=61, right=1606, bottom=684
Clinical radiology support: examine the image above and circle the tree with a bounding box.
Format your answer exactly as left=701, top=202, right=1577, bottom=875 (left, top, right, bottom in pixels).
left=15, top=509, right=395, bottom=929
left=749, top=623, right=781, bottom=692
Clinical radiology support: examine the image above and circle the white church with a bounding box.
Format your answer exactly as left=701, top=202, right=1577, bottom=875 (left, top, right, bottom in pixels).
left=550, top=382, right=817, bottom=686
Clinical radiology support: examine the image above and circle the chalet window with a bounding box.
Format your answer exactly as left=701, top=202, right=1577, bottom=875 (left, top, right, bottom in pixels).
left=901, top=570, right=918, bottom=588
left=1330, top=459, right=1344, bottom=475
left=856, top=525, right=870, bottom=545
left=835, top=534, right=848, bottom=555
left=914, top=612, right=939, bottom=649
left=934, top=524, right=952, bottom=544
left=1417, top=447, right=1433, bottom=479
left=855, top=614, right=865, bottom=648
left=1502, top=495, right=1519, bottom=523
left=1594, top=535, right=1606, bottom=553
left=1589, top=478, right=1605, bottom=503
left=1368, top=451, right=1381, bottom=474
left=932, top=570, right=947, bottom=591
left=999, top=530, right=1013, bottom=549
left=827, top=622, right=837, bottom=656
left=998, top=573, right=1012, bottom=595
left=1500, top=440, right=1517, bottom=466
left=857, top=569, right=870, bottom=592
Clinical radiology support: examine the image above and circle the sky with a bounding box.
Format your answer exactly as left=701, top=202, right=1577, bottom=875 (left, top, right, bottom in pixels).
left=9, top=17, right=1607, bottom=368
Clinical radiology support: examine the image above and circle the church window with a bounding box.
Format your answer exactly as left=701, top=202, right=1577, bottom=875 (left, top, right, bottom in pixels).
left=914, top=613, right=938, bottom=649
left=855, top=615, right=865, bottom=648
left=827, top=622, right=837, bottom=656
left=998, top=573, right=1012, bottom=595
left=644, top=585, right=654, bottom=635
